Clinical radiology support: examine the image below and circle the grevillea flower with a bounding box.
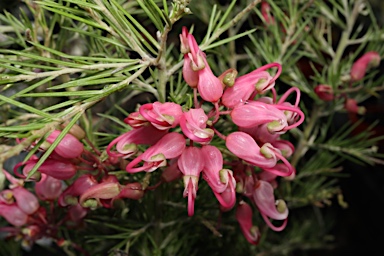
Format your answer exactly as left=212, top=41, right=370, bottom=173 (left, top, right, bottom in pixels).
left=126, top=132, right=186, bottom=173
left=236, top=201, right=261, bottom=245
left=180, top=108, right=214, bottom=144
left=0, top=203, right=28, bottom=226
left=201, top=145, right=236, bottom=209
left=178, top=147, right=204, bottom=216
left=46, top=130, right=84, bottom=159
left=59, top=174, right=98, bottom=207
left=20, top=159, right=77, bottom=180
left=314, top=84, right=334, bottom=101
left=139, top=102, right=183, bottom=130
left=107, top=125, right=167, bottom=158
left=186, top=33, right=223, bottom=102
left=231, top=101, right=288, bottom=132
left=253, top=180, right=288, bottom=231
left=11, top=186, right=39, bottom=215
left=226, top=131, right=277, bottom=169
left=181, top=27, right=199, bottom=88
left=35, top=174, right=63, bottom=201
left=351, top=51, right=381, bottom=82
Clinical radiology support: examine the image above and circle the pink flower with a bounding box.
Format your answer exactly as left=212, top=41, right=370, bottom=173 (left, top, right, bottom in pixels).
left=79, top=176, right=121, bottom=208
left=0, top=203, right=28, bottom=226
left=201, top=145, right=236, bottom=209
left=253, top=180, right=288, bottom=231
left=139, top=102, right=183, bottom=130
left=20, top=159, right=76, bottom=180
left=196, top=61, right=223, bottom=103
left=180, top=108, right=214, bottom=144
left=11, top=187, right=39, bottom=215
left=222, top=71, right=275, bottom=108
left=351, top=51, right=380, bottom=82
left=226, top=131, right=276, bottom=169
left=126, top=132, right=186, bottom=173
left=230, top=101, right=288, bottom=132
left=178, top=147, right=204, bottom=216
left=35, top=174, right=63, bottom=201
left=59, top=174, right=98, bottom=207
left=46, top=130, right=84, bottom=159
left=236, top=201, right=261, bottom=245
left=107, top=125, right=167, bottom=158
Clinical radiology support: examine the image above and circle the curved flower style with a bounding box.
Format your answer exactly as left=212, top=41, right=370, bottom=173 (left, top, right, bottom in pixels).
left=107, top=125, right=168, bottom=158
left=226, top=131, right=276, bottom=169
left=178, top=147, right=204, bottom=217
left=236, top=201, right=261, bottom=245
left=139, top=102, right=183, bottom=130
left=126, top=132, right=186, bottom=173
left=180, top=108, right=214, bottom=144
left=46, top=130, right=84, bottom=159
left=201, top=145, right=236, bottom=209
left=252, top=180, right=288, bottom=231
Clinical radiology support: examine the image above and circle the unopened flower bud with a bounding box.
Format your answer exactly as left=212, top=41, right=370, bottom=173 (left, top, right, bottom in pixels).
left=351, top=51, right=381, bottom=82
left=314, top=84, right=334, bottom=101
left=345, top=98, right=366, bottom=115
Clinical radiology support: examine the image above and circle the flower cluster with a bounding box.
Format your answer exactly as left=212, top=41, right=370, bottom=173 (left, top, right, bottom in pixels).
left=106, top=27, right=304, bottom=244
left=1, top=128, right=143, bottom=252
left=1, top=27, right=304, bottom=248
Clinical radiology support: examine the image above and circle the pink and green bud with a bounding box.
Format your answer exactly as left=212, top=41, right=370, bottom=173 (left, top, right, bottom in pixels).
left=226, top=131, right=276, bottom=169
left=345, top=98, right=366, bottom=115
